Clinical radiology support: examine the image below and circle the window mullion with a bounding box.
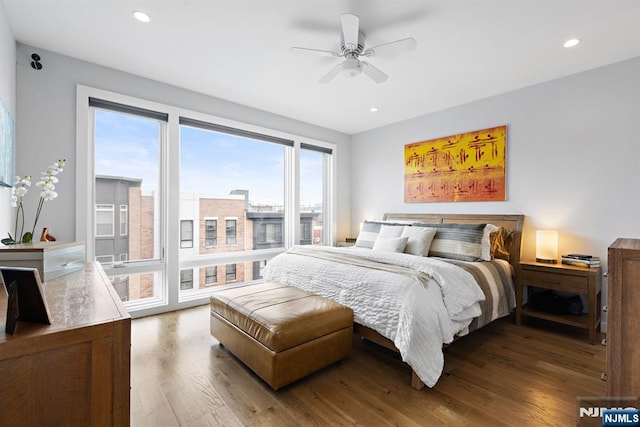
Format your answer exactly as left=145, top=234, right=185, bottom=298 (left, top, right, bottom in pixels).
left=285, top=144, right=298, bottom=247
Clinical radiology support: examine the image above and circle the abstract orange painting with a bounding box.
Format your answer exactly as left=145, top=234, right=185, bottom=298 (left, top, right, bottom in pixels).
left=404, top=125, right=506, bottom=203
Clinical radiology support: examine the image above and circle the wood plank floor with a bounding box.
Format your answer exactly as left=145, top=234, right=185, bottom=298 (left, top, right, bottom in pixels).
left=130, top=305, right=605, bottom=426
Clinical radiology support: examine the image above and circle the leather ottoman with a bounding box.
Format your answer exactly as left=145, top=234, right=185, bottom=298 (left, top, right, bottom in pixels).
left=210, top=282, right=353, bottom=390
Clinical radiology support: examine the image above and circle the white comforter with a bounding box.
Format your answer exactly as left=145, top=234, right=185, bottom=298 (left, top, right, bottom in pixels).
left=262, top=245, right=486, bottom=387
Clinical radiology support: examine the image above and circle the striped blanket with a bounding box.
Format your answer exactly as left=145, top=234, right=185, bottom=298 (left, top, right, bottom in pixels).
left=438, top=258, right=515, bottom=333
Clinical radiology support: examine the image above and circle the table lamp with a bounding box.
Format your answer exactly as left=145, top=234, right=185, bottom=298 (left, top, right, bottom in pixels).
left=536, top=230, right=558, bottom=263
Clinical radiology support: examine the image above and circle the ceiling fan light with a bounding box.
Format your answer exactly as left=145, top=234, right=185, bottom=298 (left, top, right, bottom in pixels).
left=342, top=57, right=362, bottom=78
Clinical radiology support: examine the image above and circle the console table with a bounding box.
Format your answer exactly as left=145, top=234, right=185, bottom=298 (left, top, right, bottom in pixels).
left=0, top=262, right=131, bottom=426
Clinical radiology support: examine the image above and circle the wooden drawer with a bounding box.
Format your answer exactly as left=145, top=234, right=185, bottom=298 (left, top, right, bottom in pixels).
left=521, top=269, right=588, bottom=294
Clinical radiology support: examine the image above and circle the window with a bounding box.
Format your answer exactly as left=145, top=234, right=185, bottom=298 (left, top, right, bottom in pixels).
left=225, top=219, right=237, bottom=245
left=119, top=205, right=128, bottom=236
left=96, top=254, right=115, bottom=264
left=205, top=266, right=217, bottom=286
left=300, top=222, right=311, bottom=242
left=225, top=264, right=236, bottom=282
left=258, top=223, right=282, bottom=244
left=180, top=220, right=194, bottom=248
left=300, top=145, right=330, bottom=245
left=180, top=269, right=194, bottom=290
left=81, top=87, right=334, bottom=315
left=205, top=219, right=217, bottom=247
left=178, top=118, right=290, bottom=300
left=91, top=96, right=166, bottom=309
left=96, top=204, right=114, bottom=237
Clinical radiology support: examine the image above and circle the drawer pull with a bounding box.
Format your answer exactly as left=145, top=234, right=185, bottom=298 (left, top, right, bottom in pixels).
left=61, top=260, right=83, bottom=268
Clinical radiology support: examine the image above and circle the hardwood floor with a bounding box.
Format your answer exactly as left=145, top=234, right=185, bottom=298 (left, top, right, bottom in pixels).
left=131, top=305, right=605, bottom=426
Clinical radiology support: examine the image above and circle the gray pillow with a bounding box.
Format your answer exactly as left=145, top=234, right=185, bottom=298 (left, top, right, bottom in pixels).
left=415, top=223, right=486, bottom=261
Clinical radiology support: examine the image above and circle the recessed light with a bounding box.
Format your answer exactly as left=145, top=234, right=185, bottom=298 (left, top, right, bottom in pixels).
left=133, top=10, right=151, bottom=23
left=369, top=107, right=378, bottom=112
left=563, top=38, right=580, bottom=48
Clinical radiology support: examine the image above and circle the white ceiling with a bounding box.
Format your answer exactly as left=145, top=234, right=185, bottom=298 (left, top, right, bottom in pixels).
left=4, top=1, right=640, bottom=135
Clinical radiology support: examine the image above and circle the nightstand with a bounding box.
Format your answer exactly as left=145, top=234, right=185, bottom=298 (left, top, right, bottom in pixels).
left=516, top=260, right=602, bottom=344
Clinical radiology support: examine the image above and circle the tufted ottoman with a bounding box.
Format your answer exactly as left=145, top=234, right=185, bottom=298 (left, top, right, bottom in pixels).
left=210, top=282, right=353, bottom=390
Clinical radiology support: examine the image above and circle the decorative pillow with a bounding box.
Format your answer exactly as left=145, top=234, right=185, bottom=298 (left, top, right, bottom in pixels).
left=481, top=224, right=500, bottom=261
left=418, top=223, right=486, bottom=261
left=490, top=227, right=514, bottom=261
left=379, top=224, right=405, bottom=238
left=401, top=226, right=436, bottom=256
left=354, top=221, right=407, bottom=249
left=372, top=236, right=409, bottom=253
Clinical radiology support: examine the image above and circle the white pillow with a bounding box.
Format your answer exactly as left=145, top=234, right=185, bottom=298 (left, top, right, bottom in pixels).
left=378, top=224, right=405, bottom=238
left=481, top=224, right=500, bottom=261
left=372, top=236, right=409, bottom=253
left=401, top=226, right=436, bottom=256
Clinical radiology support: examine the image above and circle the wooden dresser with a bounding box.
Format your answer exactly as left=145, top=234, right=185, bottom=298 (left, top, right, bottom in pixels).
left=0, top=262, right=131, bottom=426
left=607, top=238, right=640, bottom=398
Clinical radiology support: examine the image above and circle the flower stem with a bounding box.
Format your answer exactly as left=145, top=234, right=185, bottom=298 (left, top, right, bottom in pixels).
left=13, top=204, right=22, bottom=242
left=30, top=198, right=45, bottom=239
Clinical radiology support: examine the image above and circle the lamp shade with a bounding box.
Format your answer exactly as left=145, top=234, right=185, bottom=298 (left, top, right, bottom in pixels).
left=536, top=230, right=558, bottom=263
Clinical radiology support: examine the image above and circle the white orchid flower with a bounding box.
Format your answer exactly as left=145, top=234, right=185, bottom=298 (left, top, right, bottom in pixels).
left=40, top=189, right=58, bottom=201
left=6, top=159, right=66, bottom=244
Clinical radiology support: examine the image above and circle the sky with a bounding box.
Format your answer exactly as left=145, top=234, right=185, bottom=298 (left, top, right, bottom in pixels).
left=94, top=109, right=323, bottom=207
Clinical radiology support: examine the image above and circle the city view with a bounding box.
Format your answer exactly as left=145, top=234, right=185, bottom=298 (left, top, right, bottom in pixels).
left=94, top=108, right=325, bottom=302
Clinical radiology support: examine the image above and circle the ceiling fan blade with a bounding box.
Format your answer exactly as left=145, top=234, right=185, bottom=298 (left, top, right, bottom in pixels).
left=319, top=62, right=343, bottom=84
left=341, top=13, right=360, bottom=50
left=290, top=47, right=340, bottom=57
left=361, top=62, right=388, bottom=83
left=364, top=38, right=417, bottom=57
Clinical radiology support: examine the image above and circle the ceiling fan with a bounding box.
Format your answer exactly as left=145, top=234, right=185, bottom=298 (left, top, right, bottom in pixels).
left=291, top=13, right=417, bottom=84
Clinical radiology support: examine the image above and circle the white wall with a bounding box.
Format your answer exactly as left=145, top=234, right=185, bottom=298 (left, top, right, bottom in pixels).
left=0, top=2, right=16, bottom=238
left=15, top=43, right=351, bottom=242
left=351, top=56, right=640, bottom=266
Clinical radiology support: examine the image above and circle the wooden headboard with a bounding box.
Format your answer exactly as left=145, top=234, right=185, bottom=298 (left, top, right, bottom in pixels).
left=382, top=213, right=525, bottom=267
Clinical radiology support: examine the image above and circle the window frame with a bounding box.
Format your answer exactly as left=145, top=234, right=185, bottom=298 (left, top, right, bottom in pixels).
left=96, top=254, right=115, bottom=264
left=225, top=264, right=237, bottom=282
left=180, top=268, right=194, bottom=290
left=205, top=266, right=217, bottom=286
left=95, top=204, right=115, bottom=237
left=180, top=219, right=194, bottom=249
left=77, top=85, right=336, bottom=318
left=225, top=218, right=237, bottom=246
left=119, top=204, right=128, bottom=236
left=204, top=217, right=217, bottom=248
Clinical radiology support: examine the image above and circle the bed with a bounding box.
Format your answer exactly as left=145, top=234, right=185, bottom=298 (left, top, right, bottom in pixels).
left=262, top=213, right=524, bottom=389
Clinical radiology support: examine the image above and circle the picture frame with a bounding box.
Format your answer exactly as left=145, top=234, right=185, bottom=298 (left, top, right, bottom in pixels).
left=0, top=97, right=15, bottom=187
left=404, top=125, right=507, bottom=203
left=0, top=266, right=52, bottom=334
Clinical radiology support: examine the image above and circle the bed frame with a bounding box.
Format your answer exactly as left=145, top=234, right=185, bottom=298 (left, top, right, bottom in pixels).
left=354, top=213, right=525, bottom=390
